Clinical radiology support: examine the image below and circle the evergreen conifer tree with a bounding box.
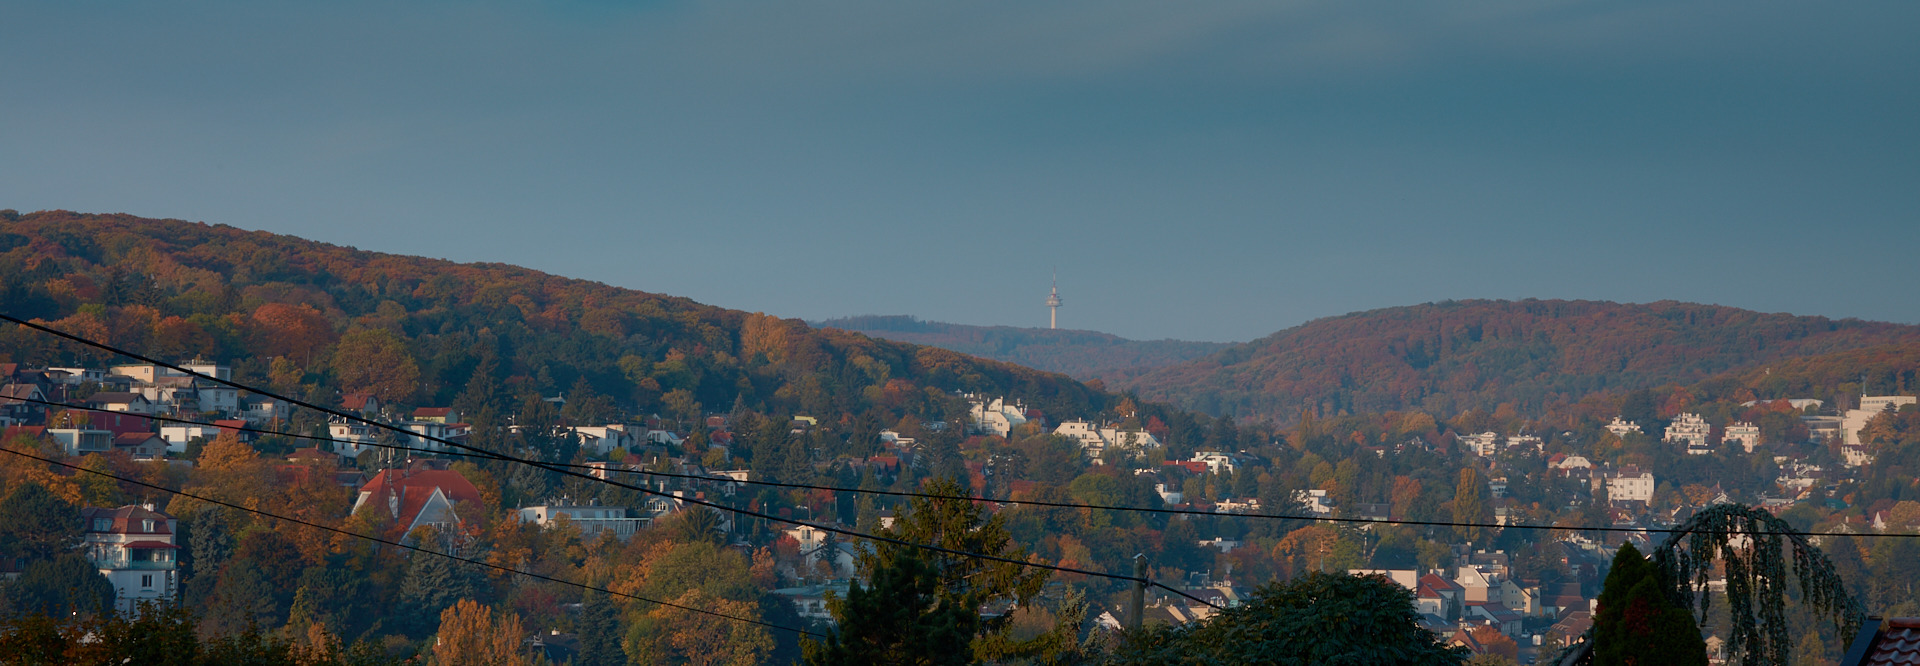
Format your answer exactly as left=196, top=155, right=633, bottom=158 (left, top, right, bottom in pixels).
left=802, top=548, right=975, bottom=666
left=576, top=591, right=625, bottom=666
left=1593, top=543, right=1706, bottom=666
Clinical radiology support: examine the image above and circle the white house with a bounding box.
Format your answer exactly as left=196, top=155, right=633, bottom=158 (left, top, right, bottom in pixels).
left=967, top=395, right=1029, bottom=438
left=1724, top=422, right=1762, bottom=453
left=1665, top=413, right=1712, bottom=453
left=81, top=505, right=178, bottom=614
left=517, top=501, right=649, bottom=541
left=1459, top=432, right=1499, bottom=457
left=567, top=425, right=640, bottom=455
left=1605, top=417, right=1642, bottom=438
left=1053, top=420, right=1162, bottom=461
left=1601, top=465, right=1656, bottom=503
left=1188, top=451, right=1236, bottom=475
left=47, top=428, right=113, bottom=456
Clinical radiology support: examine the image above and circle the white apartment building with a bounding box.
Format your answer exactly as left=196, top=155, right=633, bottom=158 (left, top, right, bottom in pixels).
left=1724, top=422, right=1762, bottom=453
left=967, top=395, right=1029, bottom=438
left=1605, top=417, right=1642, bottom=438
left=1459, top=432, right=1499, bottom=457
left=1665, top=413, right=1712, bottom=453
left=1052, top=420, right=1161, bottom=461
left=1841, top=395, right=1916, bottom=467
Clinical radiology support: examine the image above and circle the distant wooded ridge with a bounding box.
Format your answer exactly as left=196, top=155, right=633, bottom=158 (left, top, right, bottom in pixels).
left=813, top=315, right=1230, bottom=384
left=1115, top=299, right=1920, bottom=422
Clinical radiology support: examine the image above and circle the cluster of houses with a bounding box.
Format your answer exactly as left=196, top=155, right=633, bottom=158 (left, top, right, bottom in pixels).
left=965, top=395, right=1163, bottom=463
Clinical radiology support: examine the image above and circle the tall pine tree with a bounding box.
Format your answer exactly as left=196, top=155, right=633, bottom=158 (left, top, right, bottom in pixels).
left=1593, top=543, right=1706, bottom=666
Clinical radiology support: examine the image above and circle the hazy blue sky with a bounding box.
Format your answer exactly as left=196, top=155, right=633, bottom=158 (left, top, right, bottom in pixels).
left=4, top=1, right=1916, bottom=342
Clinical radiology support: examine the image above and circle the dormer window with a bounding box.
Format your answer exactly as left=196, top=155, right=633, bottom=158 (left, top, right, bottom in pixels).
left=93, top=518, right=111, bottom=532
left=141, top=519, right=155, bottom=532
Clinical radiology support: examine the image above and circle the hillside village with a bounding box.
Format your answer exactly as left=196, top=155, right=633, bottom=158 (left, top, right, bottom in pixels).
left=3, top=354, right=1917, bottom=663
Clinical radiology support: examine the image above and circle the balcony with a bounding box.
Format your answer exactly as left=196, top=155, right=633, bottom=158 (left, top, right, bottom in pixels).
left=92, top=558, right=176, bottom=571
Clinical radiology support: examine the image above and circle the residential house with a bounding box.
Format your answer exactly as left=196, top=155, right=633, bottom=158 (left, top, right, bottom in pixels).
left=1188, top=451, right=1236, bottom=474
left=159, top=424, right=222, bottom=453
left=351, top=468, right=485, bottom=539
left=85, top=392, right=154, bottom=415
left=1665, top=413, right=1712, bottom=453
left=47, top=428, right=113, bottom=456
left=341, top=393, right=381, bottom=417
left=1293, top=489, right=1335, bottom=517
left=0, top=384, right=47, bottom=425
left=518, top=501, right=649, bottom=542
left=1417, top=574, right=1465, bottom=618
left=565, top=425, right=639, bottom=456
left=412, top=407, right=459, bottom=424
left=113, top=432, right=166, bottom=459
left=966, top=395, right=1028, bottom=438
left=1715, top=421, right=1758, bottom=453
left=1053, top=420, right=1161, bottom=462
left=241, top=398, right=290, bottom=424
left=1459, top=432, right=1500, bottom=457
left=81, top=505, right=178, bottom=613
left=1841, top=617, right=1920, bottom=666
left=1599, top=465, right=1656, bottom=503
left=1605, top=417, right=1642, bottom=438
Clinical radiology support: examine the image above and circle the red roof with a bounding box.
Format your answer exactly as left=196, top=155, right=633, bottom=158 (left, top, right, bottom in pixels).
left=413, top=407, right=453, bottom=418
left=357, top=468, right=484, bottom=530
left=342, top=393, right=376, bottom=410
left=81, top=506, right=174, bottom=535
left=122, top=540, right=178, bottom=549
left=1846, top=617, right=1920, bottom=666
left=87, top=412, right=152, bottom=436
left=1419, top=573, right=1463, bottom=596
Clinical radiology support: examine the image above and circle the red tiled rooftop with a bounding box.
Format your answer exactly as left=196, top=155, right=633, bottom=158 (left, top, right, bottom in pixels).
left=1849, top=618, right=1920, bottom=666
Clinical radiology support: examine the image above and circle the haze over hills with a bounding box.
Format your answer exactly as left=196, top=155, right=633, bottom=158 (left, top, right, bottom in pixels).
left=1116, top=299, right=1920, bottom=422
left=814, top=315, right=1229, bottom=384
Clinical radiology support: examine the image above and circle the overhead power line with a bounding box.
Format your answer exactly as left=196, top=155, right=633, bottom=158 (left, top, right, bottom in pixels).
left=17, top=397, right=1916, bottom=541
left=0, top=444, right=823, bottom=638
left=0, top=314, right=1224, bottom=610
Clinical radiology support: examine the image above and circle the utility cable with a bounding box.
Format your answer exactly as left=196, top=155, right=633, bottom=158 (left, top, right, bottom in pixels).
left=16, top=396, right=1919, bottom=542
left=0, top=315, right=1216, bottom=608
left=0, top=443, right=824, bottom=638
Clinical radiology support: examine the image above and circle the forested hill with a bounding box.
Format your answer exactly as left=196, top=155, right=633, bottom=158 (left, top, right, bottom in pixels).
left=1118, top=299, right=1920, bottom=422
left=0, top=211, right=1107, bottom=421
left=814, top=315, right=1229, bottom=383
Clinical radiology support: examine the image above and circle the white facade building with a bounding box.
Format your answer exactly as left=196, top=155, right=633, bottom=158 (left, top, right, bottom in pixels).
left=1052, top=420, right=1161, bottom=461
left=967, top=395, right=1029, bottom=438
left=1605, top=417, right=1643, bottom=438
left=1602, top=466, right=1656, bottom=503
left=1724, top=422, right=1762, bottom=453
left=48, top=428, right=113, bottom=457
left=1665, top=413, right=1712, bottom=453
left=81, top=505, right=178, bottom=614
left=1840, top=395, right=1916, bottom=467
left=1188, top=452, right=1236, bottom=475
left=517, top=502, right=649, bottom=541
left=1459, top=432, right=1499, bottom=457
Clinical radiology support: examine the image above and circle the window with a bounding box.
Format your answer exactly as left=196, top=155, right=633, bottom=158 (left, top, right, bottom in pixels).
left=93, top=518, right=111, bottom=532
left=141, top=574, right=152, bottom=588
left=141, top=519, right=155, bottom=532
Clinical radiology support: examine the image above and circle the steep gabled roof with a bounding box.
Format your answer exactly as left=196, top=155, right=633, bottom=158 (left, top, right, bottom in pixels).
left=354, top=468, right=484, bottom=532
